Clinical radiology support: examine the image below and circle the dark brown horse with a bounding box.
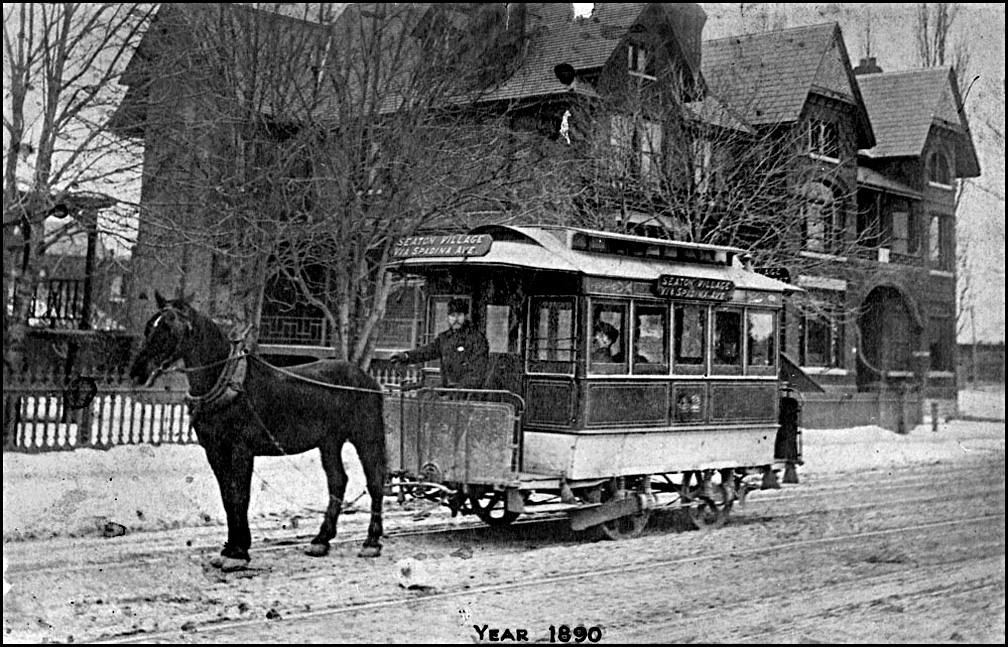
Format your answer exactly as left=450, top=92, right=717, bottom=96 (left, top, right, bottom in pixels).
left=129, top=293, right=386, bottom=571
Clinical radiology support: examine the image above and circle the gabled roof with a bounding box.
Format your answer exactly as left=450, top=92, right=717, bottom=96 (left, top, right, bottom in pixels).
left=856, top=67, right=980, bottom=177
left=481, top=3, right=704, bottom=104
left=702, top=22, right=874, bottom=148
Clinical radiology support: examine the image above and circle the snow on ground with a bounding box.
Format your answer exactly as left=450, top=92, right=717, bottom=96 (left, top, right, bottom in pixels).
left=2, top=389, right=1004, bottom=543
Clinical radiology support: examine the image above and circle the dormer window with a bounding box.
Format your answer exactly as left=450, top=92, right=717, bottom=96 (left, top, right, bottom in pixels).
left=927, top=149, right=953, bottom=189
left=807, top=119, right=840, bottom=162
left=628, top=43, right=655, bottom=80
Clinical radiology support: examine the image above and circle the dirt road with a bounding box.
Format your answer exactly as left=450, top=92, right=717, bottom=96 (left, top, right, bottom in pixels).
left=4, top=432, right=1004, bottom=644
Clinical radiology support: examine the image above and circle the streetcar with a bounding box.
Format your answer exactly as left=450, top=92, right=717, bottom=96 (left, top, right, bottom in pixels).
left=383, top=224, right=801, bottom=538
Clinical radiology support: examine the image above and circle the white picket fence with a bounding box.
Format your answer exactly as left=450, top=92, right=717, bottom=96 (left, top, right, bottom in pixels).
left=3, top=364, right=421, bottom=452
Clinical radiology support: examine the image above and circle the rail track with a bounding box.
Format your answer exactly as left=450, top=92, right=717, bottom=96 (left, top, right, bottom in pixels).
left=93, top=512, right=1005, bottom=644
left=6, top=459, right=1003, bottom=580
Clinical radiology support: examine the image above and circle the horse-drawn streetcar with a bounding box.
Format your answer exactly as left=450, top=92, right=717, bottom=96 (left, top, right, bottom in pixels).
left=385, top=224, right=801, bottom=539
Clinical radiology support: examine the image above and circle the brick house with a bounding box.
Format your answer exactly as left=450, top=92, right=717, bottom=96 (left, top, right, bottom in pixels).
left=702, top=26, right=978, bottom=399
left=853, top=62, right=980, bottom=399
left=111, top=4, right=979, bottom=399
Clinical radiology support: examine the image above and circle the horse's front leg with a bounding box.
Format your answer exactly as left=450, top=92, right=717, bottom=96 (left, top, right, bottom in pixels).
left=204, top=444, right=251, bottom=571
left=225, top=443, right=256, bottom=563
left=305, top=441, right=349, bottom=557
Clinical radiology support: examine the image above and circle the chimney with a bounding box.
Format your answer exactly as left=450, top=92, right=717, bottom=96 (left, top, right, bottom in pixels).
left=853, top=56, right=883, bottom=75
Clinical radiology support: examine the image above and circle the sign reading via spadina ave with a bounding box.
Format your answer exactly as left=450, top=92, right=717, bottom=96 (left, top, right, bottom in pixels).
left=392, top=234, right=493, bottom=258
left=654, top=275, right=734, bottom=300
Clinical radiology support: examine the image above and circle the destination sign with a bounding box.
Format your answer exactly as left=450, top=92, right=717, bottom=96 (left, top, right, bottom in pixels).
left=392, top=234, right=492, bottom=258
left=654, top=275, right=734, bottom=300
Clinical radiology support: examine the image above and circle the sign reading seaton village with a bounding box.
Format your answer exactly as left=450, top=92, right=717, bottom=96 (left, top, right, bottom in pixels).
left=392, top=234, right=493, bottom=258
left=653, top=275, right=734, bottom=301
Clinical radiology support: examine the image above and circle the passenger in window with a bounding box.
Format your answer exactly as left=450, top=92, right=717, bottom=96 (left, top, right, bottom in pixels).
left=714, top=312, right=741, bottom=365
left=591, top=321, right=623, bottom=363
left=390, top=298, right=489, bottom=388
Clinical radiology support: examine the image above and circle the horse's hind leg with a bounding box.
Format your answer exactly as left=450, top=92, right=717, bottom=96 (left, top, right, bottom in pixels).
left=355, top=421, right=387, bottom=558
left=306, top=440, right=348, bottom=557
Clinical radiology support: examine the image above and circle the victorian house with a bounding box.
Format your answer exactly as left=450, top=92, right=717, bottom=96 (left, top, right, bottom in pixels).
left=111, top=3, right=978, bottom=400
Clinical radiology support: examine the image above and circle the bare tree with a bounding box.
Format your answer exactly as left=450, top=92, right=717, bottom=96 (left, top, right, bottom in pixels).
left=3, top=3, right=155, bottom=372
left=129, top=3, right=568, bottom=368
left=915, top=3, right=972, bottom=92
left=543, top=61, right=872, bottom=334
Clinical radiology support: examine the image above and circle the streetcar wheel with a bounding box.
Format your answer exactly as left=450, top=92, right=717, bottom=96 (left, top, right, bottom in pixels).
left=469, top=486, right=520, bottom=527
left=687, top=483, right=733, bottom=530
left=584, top=480, right=651, bottom=541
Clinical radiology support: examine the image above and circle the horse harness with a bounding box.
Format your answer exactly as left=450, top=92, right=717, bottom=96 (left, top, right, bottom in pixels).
left=185, top=339, right=248, bottom=418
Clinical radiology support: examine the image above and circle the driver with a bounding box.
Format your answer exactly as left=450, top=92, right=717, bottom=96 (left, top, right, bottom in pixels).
left=390, top=298, right=489, bottom=389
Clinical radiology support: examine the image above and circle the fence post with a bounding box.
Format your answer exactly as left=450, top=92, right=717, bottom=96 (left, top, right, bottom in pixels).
left=896, top=384, right=907, bottom=435
left=931, top=401, right=939, bottom=432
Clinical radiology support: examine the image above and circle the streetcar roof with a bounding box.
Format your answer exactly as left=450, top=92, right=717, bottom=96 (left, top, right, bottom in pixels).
left=391, top=225, right=797, bottom=293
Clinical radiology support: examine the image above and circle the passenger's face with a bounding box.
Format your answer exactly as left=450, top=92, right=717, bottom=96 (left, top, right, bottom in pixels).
left=594, top=330, right=610, bottom=349
left=448, top=311, right=467, bottom=330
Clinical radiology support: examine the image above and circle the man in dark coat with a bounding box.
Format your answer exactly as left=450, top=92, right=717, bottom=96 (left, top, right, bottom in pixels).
left=390, top=298, right=489, bottom=389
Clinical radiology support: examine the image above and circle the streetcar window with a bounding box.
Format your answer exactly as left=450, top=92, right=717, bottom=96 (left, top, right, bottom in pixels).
left=713, top=309, right=743, bottom=367
left=428, top=295, right=469, bottom=340
left=485, top=304, right=512, bottom=353
left=528, top=298, right=575, bottom=373
left=747, top=310, right=776, bottom=368
left=674, top=303, right=707, bottom=370
left=590, top=301, right=628, bottom=374
left=633, top=303, right=669, bottom=374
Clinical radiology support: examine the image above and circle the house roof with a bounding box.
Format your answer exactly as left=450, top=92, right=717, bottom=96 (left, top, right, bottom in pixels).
left=856, top=67, right=980, bottom=177
left=857, top=167, right=921, bottom=199
left=480, top=3, right=705, bottom=104
left=702, top=22, right=874, bottom=148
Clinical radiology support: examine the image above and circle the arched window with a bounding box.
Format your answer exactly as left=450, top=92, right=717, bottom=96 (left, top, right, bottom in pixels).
left=927, top=149, right=953, bottom=187
left=801, top=181, right=844, bottom=254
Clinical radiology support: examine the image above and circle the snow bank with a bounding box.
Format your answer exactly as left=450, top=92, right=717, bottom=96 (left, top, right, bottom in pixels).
left=3, top=389, right=1003, bottom=542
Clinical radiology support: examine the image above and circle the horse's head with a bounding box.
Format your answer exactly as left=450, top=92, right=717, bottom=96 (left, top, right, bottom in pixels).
left=129, top=291, right=195, bottom=387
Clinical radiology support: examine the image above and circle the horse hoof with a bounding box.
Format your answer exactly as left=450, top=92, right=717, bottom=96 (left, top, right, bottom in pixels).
left=220, top=556, right=251, bottom=572
left=357, top=545, right=381, bottom=558
left=305, top=543, right=329, bottom=557
left=209, top=554, right=225, bottom=569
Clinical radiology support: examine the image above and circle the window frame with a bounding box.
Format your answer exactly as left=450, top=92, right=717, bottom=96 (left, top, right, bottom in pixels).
left=526, top=296, right=577, bottom=375
left=807, top=119, right=841, bottom=163
left=631, top=300, right=670, bottom=375
left=672, top=302, right=709, bottom=376
left=588, top=298, right=630, bottom=376
left=802, top=182, right=844, bottom=254
left=711, top=306, right=745, bottom=375
left=745, top=308, right=778, bottom=376
left=799, top=291, right=846, bottom=369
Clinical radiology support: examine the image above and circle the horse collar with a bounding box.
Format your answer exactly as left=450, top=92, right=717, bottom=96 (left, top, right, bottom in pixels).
left=186, top=341, right=248, bottom=417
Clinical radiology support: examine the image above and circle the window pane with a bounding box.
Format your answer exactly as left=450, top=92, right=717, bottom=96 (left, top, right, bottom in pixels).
left=485, top=304, right=511, bottom=353
left=929, top=215, right=941, bottom=262
left=806, top=318, right=830, bottom=366
left=591, top=302, right=628, bottom=373
left=530, top=299, right=574, bottom=363
left=713, top=310, right=742, bottom=365
left=891, top=212, right=909, bottom=254
left=674, top=304, right=707, bottom=366
left=747, top=311, right=776, bottom=367
left=633, top=303, right=669, bottom=373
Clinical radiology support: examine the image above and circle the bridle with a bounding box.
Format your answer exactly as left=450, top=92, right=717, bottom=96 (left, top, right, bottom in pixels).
left=142, top=305, right=253, bottom=416
left=142, top=306, right=195, bottom=387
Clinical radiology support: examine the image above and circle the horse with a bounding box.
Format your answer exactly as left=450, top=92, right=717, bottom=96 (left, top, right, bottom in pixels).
left=128, top=292, right=387, bottom=571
